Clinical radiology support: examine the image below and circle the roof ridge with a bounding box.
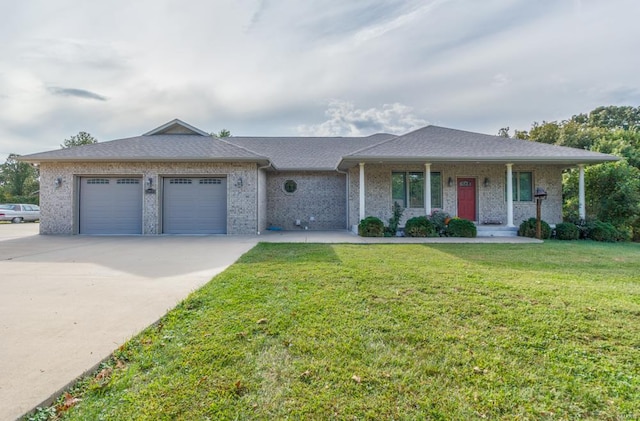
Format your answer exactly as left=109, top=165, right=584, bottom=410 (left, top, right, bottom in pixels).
left=214, top=136, right=271, bottom=160
left=343, top=131, right=403, bottom=157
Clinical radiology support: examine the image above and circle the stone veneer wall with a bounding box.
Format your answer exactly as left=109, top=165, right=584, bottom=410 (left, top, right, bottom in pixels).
left=38, top=162, right=259, bottom=235
left=348, top=163, right=564, bottom=228
left=257, top=168, right=268, bottom=233
left=266, top=171, right=347, bottom=230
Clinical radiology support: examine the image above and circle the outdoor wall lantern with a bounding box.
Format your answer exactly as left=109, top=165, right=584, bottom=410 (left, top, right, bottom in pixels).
left=235, top=177, right=243, bottom=188
left=447, top=177, right=453, bottom=187
left=54, top=177, right=62, bottom=188
left=483, top=177, right=490, bottom=187
left=145, top=177, right=156, bottom=194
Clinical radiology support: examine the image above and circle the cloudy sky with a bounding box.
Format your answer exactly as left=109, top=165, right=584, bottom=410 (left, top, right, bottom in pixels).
left=2, top=0, right=639, bottom=156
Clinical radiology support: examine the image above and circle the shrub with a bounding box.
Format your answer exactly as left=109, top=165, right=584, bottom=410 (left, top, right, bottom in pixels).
left=446, top=218, right=477, bottom=237
left=404, top=216, right=437, bottom=237
left=518, top=218, right=551, bottom=239
left=429, top=210, right=451, bottom=236
left=555, top=222, right=579, bottom=240
left=358, top=216, right=384, bottom=237
left=385, top=201, right=404, bottom=237
left=586, top=220, right=620, bottom=242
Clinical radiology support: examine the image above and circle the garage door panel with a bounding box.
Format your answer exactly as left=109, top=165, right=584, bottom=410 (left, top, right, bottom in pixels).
left=79, top=177, right=142, bottom=234
left=163, top=177, right=227, bottom=234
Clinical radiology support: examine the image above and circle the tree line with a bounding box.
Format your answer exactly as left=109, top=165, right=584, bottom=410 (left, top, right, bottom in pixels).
left=500, top=105, right=640, bottom=240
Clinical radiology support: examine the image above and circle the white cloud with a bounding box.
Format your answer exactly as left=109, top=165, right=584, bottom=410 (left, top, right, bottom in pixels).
left=297, top=100, right=427, bottom=136
left=0, top=0, right=639, bottom=155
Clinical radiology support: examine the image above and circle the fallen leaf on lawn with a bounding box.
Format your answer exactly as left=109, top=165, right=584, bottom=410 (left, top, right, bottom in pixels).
left=95, top=367, right=113, bottom=381
left=57, top=392, right=81, bottom=412
left=351, top=375, right=361, bottom=383
left=300, top=370, right=311, bottom=379
left=115, top=359, right=126, bottom=369
left=256, top=318, right=268, bottom=324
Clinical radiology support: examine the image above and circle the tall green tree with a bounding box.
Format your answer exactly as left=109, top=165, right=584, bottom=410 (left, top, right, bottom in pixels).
left=518, top=105, right=640, bottom=239
left=216, top=129, right=231, bottom=138
left=61, top=131, right=98, bottom=148
left=0, top=154, right=39, bottom=203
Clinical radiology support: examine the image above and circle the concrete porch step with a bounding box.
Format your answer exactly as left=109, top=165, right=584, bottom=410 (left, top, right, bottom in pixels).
left=476, top=225, right=518, bottom=237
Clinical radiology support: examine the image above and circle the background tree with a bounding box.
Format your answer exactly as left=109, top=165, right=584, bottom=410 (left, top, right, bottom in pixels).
left=0, top=154, right=39, bottom=204
left=515, top=105, right=640, bottom=240
left=215, top=129, right=231, bottom=138
left=61, top=131, right=98, bottom=148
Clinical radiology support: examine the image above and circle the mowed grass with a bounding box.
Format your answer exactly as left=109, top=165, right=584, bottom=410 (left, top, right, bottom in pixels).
left=55, top=242, right=639, bottom=420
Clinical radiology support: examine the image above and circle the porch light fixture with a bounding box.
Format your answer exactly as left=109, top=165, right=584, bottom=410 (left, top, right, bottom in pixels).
left=54, top=177, right=62, bottom=188
left=447, top=177, right=453, bottom=187
left=235, top=177, right=243, bottom=188
left=146, top=177, right=153, bottom=189
left=483, top=177, right=490, bottom=187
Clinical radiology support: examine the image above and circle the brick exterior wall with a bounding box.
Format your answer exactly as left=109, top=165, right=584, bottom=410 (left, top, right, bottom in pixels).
left=266, top=171, right=347, bottom=230
left=348, top=163, right=564, bottom=228
left=38, top=162, right=259, bottom=235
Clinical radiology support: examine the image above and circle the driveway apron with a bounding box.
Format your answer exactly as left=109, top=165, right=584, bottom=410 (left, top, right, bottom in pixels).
left=0, top=224, right=257, bottom=420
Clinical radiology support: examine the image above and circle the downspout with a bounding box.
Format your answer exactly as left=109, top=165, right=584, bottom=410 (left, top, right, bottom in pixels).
left=256, top=162, right=273, bottom=235
left=336, top=168, right=349, bottom=230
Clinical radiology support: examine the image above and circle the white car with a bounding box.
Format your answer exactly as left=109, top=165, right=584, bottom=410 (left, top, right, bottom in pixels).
left=0, top=204, right=41, bottom=223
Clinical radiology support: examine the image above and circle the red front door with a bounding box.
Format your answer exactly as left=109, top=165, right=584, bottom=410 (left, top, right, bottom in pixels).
left=457, top=178, right=476, bottom=221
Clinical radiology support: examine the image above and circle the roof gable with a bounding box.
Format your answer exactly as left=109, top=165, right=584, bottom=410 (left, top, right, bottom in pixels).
left=339, top=125, right=618, bottom=167
left=142, top=119, right=209, bottom=136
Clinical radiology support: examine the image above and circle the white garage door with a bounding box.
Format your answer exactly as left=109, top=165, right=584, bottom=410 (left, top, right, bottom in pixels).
left=79, top=177, right=143, bottom=234
left=163, top=177, right=227, bottom=234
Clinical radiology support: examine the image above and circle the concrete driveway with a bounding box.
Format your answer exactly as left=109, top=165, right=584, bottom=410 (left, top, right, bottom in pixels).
left=0, top=223, right=258, bottom=420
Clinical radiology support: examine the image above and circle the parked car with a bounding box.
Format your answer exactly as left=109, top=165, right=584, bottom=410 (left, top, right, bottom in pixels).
left=0, top=204, right=41, bottom=223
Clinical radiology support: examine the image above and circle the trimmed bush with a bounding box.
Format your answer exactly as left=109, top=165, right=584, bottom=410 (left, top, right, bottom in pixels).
left=429, top=210, right=451, bottom=236
left=586, top=221, right=619, bottom=242
left=404, top=216, right=437, bottom=237
left=446, top=218, right=477, bottom=237
left=555, top=222, right=579, bottom=240
left=358, top=216, right=384, bottom=237
left=518, top=218, right=551, bottom=239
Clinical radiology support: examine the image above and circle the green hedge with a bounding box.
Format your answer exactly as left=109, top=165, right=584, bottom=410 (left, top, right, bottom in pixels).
left=358, top=216, right=385, bottom=237
left=555, top=222, right=579, bottom=240
left=446, top=218, right=477, bottom=237
left=518, top=218, right=551, bottom=239
left=404, top=216, right=437, bottom=237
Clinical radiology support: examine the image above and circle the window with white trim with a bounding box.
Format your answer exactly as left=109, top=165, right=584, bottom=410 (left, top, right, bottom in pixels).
left=392, top=172, right=442, bottom=208
left=506, top=171, right=533, bottom=201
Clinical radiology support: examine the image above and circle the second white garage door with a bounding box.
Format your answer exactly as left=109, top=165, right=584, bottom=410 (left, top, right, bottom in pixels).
left=163, top=177, right=227, bottom=234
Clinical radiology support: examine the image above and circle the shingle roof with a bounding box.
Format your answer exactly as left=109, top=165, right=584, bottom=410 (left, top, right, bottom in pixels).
left=19, top=120, right=618, bottom=169
left=228, top=134, right=396, bottom=170
left=339, top=125, right=618, bottom=168
left=20, top=134, right=269, bottom=163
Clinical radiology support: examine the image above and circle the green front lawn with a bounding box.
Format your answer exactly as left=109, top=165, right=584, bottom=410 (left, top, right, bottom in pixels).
left=49, top=242, right=639, bottom=420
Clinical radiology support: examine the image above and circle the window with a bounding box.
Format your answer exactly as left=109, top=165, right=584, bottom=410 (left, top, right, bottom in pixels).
left=392, top=172, right=442, bottom=208
left=87, top=178, right=109, bottom=184
left=117, top=178, right=140, bottom=184
left=199, top=178, right=222, bottom=184
left=283, top=180, right=297, bottom=193
left=169, top=178, right=192, bottom=184
left=507, top=171, right=533, bottom=201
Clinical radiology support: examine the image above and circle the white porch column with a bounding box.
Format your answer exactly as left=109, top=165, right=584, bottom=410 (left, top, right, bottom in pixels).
left=359, top=162, right=365, bottom=221
left=578, top=164, right=586, bottom=220
left=425, top=163, right=432, bottom=215
left=506, top=163, right=514, bottom=227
